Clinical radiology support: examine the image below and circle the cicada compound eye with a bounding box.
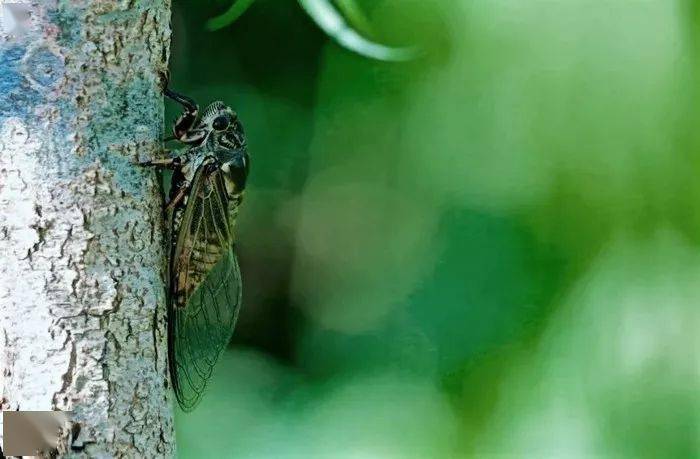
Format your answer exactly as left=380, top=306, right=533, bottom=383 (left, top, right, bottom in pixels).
left=212, top=115, right=230, bottom=131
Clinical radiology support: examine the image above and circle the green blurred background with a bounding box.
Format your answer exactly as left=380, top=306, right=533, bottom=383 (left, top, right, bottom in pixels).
left=169, top=1, right=700, bottom=457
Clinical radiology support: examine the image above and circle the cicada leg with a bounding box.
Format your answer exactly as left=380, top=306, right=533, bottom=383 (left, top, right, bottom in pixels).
left=137, top=156, right=180, bottom=169
left=166, top=181, right=190, bottom=211
left=165, top=87, right=208, bottom=143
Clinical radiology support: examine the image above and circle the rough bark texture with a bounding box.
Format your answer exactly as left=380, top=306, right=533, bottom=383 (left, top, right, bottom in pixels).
left=0, top=0, right=174, bottom=456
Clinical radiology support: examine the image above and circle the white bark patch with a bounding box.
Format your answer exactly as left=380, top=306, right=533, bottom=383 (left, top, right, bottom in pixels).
left=0, top=1, right=174, bottom=456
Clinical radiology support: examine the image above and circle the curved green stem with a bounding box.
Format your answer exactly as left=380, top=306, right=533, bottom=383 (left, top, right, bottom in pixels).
left=206, top=0, right=258, bottom=31
left=298, top=0, right=417, bottom=61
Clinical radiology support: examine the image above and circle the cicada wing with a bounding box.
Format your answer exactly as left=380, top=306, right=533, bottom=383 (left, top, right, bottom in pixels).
left=168, top=163, right=243, bottom=411
left=169, top=248, right=242, bottom=411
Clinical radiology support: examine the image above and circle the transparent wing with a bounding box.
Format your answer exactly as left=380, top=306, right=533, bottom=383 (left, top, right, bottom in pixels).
left=168, top=163, right=243, bottom=411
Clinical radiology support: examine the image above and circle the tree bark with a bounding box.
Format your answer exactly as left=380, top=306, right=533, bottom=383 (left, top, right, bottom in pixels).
left=0, top=1, right=174, bottom=456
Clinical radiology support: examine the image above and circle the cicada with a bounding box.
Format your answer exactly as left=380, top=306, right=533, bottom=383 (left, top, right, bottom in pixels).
left=141, top=85, right=250, bottom=411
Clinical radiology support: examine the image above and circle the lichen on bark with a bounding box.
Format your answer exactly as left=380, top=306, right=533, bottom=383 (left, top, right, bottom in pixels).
left=0, top=0, right=174, bottom=456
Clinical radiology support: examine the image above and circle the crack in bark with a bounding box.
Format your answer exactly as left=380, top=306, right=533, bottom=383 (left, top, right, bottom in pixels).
left=52, top=334, right=77, bottom=409
left=152, top=305, right=160, bottom=373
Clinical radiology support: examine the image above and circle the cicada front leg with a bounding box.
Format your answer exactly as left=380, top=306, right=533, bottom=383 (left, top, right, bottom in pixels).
left=137, top=154, right=181, bottom=169
left=165, top=87, right=207, bottom=144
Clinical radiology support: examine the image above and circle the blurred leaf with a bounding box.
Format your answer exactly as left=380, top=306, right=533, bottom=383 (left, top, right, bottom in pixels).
left=298, top=0, right=417, bottom=61
left=206, top=0, right=257, bottom=31
left=481, top=231, right=700, bottom=458
left=207, top=0, right=417, bottom=61
left=333, top=0, right=373, bottom=37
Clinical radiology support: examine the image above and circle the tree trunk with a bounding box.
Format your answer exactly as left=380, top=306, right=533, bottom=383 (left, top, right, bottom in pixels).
left=0, top=1, right=174, bottom=456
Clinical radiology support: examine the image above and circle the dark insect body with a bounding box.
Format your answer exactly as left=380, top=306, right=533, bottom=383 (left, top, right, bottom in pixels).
left=141, top=85, right=250, bottom=411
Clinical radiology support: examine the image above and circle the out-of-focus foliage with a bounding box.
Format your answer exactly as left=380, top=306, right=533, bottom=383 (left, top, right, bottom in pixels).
left=206, top=0, right=257, bottom=31
left=170, top=0, right=700, bottom=457
left=207, top=0, right=416, bottom=61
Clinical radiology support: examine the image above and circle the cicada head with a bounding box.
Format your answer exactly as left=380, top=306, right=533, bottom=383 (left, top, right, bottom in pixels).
left=200, top=101, right=246, bottom=150
left=198, top=101, right=249, bottom=195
